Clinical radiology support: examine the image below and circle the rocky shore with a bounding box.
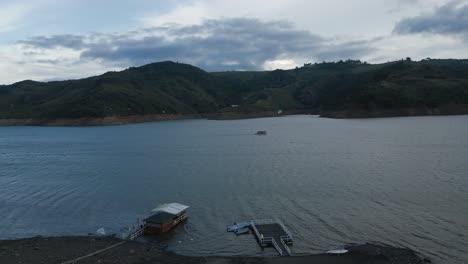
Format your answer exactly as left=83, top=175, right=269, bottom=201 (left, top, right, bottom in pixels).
left=0, top=236, right=428, bottom=264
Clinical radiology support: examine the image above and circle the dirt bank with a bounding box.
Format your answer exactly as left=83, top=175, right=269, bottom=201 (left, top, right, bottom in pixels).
left=0, top=236, right=428, bottom=264
left=0, top=110, right=310, bottom=127
left=0, top=114, right=202, bottom=126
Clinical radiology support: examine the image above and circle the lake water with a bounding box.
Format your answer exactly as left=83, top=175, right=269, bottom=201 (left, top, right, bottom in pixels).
left=0, top=115, right=467, bottom=263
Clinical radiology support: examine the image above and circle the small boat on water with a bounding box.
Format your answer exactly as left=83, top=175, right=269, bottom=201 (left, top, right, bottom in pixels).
left=255, top=130, right=267, bottom=135
left=227, top=222, right=251, bottom=232
left=326, top=249, right=349, bottom=254
left=235, top=227, right=250, bottom=235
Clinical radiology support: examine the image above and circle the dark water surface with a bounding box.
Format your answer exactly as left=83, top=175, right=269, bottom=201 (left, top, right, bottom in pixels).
left=1, top=115, right=467, bottom=263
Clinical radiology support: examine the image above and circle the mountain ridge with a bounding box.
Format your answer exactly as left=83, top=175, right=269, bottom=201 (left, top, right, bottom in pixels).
left=1, top=59, right=468, bottom=125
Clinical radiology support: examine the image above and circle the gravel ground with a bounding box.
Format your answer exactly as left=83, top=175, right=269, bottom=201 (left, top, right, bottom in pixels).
left=0, top=236, right=428, bottom=264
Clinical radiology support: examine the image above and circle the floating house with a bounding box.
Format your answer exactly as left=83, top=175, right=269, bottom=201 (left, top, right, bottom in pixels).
left=143, top=203, right=189, bottom=234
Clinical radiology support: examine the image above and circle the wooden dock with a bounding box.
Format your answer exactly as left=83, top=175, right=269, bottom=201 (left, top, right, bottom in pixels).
left=250, top=219, right=293, bottom=256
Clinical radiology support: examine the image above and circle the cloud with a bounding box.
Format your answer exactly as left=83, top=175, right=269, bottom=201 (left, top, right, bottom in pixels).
left=140, top=0, right=449, bottom=38
left=394, top=0, right=468, bottom=35
left=5, top=4, right=468, bottom=85
left=0, top=43, right=115, bottom=84
left=363, top=34, right=468, bottom=63
left=0, top=2, right=32, bottom=33
left=19, top=34, right=86, bottom=49
left=17, top=18, right=374, bottom=72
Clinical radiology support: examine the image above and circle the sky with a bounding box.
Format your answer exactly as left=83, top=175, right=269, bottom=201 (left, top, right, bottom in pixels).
left=1, top=0, right=468, bottom=84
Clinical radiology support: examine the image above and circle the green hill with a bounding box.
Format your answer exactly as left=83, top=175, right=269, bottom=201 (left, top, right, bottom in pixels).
left=1, top=59, right=468, bottom=124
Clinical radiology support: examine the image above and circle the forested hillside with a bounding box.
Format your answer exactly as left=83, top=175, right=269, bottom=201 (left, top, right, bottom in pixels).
left=1, top=59, right=468, bottom=122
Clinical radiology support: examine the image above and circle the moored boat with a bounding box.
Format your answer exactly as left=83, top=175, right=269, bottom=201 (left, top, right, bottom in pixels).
left=227, top=222, right=251, bottom=232
left=235, top=227, right=250, bottom=235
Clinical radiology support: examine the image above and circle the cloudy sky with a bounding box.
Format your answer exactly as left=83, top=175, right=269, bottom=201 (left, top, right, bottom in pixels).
left=1, top=0, right=468, bottom=84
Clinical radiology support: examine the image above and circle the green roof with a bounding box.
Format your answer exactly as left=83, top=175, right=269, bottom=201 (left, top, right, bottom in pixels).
left=144, top=212, right=175, bottom=224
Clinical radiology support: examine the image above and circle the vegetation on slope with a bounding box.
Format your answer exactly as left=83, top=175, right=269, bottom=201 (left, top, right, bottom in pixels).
left=1, top=59, right=468, bottom=121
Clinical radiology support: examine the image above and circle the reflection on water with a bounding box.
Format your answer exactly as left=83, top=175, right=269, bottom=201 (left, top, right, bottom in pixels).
left=0, top=115, right=467, bottom=264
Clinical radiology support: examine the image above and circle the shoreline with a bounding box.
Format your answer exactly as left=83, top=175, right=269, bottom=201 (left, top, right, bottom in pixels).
left=1, top=108, right=467, bottom=127
left=0, top=236, right=428, bottom=264
left=0, top=110, right=309, bottom=127
left=0, top=114, right=203, bottom=127
left=320, top=105, right=468, bottom=119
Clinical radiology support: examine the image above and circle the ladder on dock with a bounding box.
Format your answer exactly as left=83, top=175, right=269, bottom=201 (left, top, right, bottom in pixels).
left=121, top=224, right=145, bottom=240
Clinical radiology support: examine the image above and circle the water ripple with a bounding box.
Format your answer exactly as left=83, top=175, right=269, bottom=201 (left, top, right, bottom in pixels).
left=0, top=115, right=467, bottom=263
